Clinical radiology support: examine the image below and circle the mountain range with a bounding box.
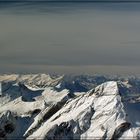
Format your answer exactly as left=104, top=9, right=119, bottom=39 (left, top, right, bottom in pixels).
left=0, top=74, right=140, bottom=139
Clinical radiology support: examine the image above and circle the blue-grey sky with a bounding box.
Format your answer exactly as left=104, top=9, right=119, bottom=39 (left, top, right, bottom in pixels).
left=0, top=2, right=140, bottom=74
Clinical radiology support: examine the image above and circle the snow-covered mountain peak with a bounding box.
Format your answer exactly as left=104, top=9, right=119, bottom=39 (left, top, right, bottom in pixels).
left=93, top=81, right=118, bottom=96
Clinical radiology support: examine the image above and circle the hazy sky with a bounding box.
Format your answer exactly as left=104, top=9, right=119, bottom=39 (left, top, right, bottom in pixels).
left=0, top=3, right=140, bottom=74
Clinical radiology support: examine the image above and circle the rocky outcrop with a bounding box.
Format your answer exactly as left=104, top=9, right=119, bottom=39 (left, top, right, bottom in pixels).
left=0, top=111, right=16, bottom=139
left=111, top=122, right=131, bottom=139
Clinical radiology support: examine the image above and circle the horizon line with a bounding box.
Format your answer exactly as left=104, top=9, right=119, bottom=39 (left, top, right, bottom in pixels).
left=1, top=0, right=140, bottom=2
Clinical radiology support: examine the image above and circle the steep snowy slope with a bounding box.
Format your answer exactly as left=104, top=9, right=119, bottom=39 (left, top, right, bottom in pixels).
left=26, top=81, right=140, bottom=139
left=0, top=75, right=140, bottom=139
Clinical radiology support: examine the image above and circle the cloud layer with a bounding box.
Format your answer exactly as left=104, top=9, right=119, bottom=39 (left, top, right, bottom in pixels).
left=0, top=3, right=140, bottom=74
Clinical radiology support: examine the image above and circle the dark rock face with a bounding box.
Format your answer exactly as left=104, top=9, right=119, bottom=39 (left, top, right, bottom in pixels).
left=4, top=123, right=15, bottom=134
left=0, top=111, right=16, bottom=139
left=53, top=121, right=75, bottom=140
left=0, top=128, right=6, bottom=138
left=111, top=122, right=131, bottom=140
left=46, top=120, right=80, bottom=140
left=31, top=109, right=41, bottom=116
